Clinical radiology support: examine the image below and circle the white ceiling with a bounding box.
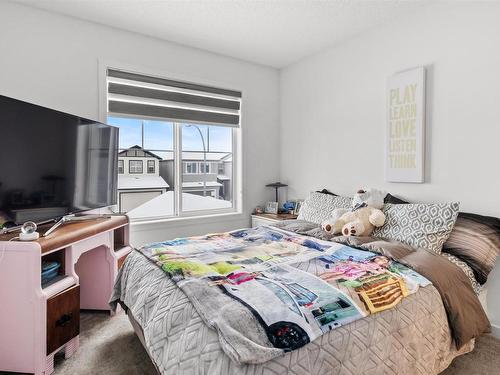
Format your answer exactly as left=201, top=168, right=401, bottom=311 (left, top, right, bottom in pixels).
left=13, top=0, right=429, bottom=68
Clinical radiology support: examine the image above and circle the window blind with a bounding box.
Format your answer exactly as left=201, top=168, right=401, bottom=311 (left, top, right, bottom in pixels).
left=107, top=69, right=241, bottom=127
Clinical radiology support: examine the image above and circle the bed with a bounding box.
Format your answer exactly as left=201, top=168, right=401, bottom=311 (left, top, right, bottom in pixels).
left=110, top=192, right=497, bottom=375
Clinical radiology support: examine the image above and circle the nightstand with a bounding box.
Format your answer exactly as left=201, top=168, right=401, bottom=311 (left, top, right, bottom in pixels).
left=251, top=213, right=298, bottom=227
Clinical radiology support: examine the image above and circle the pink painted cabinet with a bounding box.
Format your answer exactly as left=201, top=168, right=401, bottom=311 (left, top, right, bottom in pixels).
left=0, top=216, right=131, bottom=375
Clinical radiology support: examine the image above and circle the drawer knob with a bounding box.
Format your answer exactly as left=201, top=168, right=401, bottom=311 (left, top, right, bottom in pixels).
left=56, top=313, right=73, bottom=327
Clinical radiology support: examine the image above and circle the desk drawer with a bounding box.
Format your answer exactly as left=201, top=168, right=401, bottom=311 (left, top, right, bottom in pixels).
left=251, top=216, right=276, bottom=228
left=47, top=285, right=80, bottom=354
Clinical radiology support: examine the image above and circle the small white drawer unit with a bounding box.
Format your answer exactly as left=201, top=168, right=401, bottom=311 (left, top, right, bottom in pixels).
left=251, top=213, right=298, bottom=228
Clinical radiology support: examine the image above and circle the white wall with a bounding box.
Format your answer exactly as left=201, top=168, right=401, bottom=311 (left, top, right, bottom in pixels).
left=280, top=2, right=500, bottom=333
left=3, top=0, right=500, bottom=336
left=0, top=1, right=280, bottom=244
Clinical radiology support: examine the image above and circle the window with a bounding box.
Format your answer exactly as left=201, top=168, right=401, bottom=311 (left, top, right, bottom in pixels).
left=110, top=117, right=174, bottom=217
left=184, top=162, right=198, bottom=174
left=106, top=68, right=241, bottom=220
left=181, top=124, right=232, bottom=211
left=147, top=160, right=155, bottom=174
left=183, top=162, right=213, bottom=174
left=199, top=162, right=211, bottom=174
left=129, top=160, right=143, bottom=174
left=118, top=160, right=124, bottom=174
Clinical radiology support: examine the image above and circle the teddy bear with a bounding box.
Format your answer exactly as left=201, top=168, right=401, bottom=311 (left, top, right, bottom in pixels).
left=321, top=188, right=386, bottom=237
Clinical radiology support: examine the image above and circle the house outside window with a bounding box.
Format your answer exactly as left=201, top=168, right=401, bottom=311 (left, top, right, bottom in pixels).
left=129, top=160, right=143, bottom=174
left=118, top=160, right=124, bottom=174
left=147, top=160, right=155, bottom=174
left=106, top=67, right=241, bottom=221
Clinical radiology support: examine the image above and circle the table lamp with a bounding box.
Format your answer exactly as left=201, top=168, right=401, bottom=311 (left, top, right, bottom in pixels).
left=265, top=182, right=288, bottom=203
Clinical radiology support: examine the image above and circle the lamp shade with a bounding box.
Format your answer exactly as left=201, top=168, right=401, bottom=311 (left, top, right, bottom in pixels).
left=265, top=182, right=288, bottom=203
left=265, top=182, right=288, bottom=188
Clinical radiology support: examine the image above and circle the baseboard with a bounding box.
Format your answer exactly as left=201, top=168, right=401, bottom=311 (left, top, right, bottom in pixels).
left=491, top=323, right=500, bottom=339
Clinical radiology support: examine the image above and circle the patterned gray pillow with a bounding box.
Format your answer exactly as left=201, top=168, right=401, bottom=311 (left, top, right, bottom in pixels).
left=297, top=192, right=352, bottom=224
left=373, top=202, right=460, bottom=254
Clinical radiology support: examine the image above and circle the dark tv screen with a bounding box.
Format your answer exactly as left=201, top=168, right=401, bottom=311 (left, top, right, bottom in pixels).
left=0, top=95, right=118, bottom=225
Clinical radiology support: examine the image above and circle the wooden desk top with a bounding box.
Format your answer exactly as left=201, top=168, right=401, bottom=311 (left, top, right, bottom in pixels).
left=252, top=213, right=298, bottom=221
left=0, top=215, right=128, bottom=253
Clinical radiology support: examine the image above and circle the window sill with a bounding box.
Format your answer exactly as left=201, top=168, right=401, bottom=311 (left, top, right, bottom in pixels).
left=129, top=211, right=246, bottom=231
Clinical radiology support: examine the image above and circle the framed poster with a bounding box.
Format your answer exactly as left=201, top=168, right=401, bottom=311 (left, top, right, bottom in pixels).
left=386, top=66, right=426, bottom=183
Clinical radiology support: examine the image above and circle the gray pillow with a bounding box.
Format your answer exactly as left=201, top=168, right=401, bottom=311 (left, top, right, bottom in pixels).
left=373, top=202, right=460, bottom=254
left=297, top=192, right=352, bottom=224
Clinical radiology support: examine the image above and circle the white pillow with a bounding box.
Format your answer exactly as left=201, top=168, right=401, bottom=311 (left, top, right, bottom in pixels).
left=298, top=192, right=352, bottom=224
left=373, top=202, right=460, bottom=254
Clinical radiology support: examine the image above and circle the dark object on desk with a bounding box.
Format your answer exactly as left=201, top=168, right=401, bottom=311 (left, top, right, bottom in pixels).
left=44, top=214, right=112, bottom=237
left=265, top=182, right=288, bottom=203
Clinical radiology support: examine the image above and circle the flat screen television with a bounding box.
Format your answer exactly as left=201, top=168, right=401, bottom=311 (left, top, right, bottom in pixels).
left=0, top=94, right=119, bottom=226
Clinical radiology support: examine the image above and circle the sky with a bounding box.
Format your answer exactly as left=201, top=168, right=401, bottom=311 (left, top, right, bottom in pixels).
left=108, top=116, right=232, bottom=159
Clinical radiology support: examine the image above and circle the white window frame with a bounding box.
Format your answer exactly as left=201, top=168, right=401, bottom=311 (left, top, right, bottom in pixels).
left=183, top=161, right=213, bottom=174
left=184, top=162, right=198, bottom=174
left=118, top=159, right=124, bottom=174
left=199, top=162, right=212, bottom=174
left=147, top=159, right=155, bottom=174
left=129, top=160, right=143, bottom=174
left=99, top=61, right=242, bottom=223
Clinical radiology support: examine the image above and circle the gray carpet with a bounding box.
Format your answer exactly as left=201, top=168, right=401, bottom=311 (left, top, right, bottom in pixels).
left=51, top=310, right=157, bottom=375
left=440, top=333, right=500, bottom=375
left=2, top=310, right=500, bottom=374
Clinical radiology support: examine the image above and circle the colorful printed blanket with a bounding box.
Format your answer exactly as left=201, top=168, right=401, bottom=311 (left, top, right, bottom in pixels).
left=138, top=226, right=431, bottom=364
